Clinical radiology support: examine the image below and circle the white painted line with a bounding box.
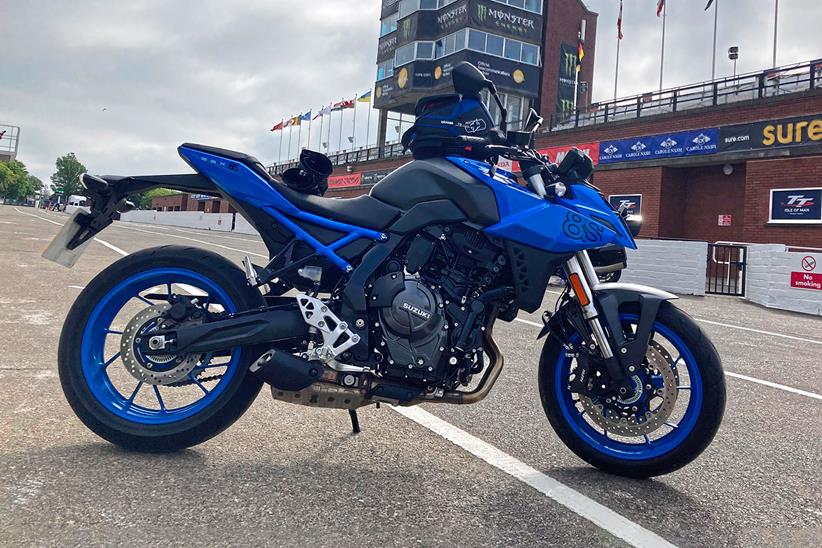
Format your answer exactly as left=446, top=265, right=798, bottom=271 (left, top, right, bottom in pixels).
left=93, top=238, right=128, bottom=257
left=725, top=371, right=822, bottom=401
left=393, top=406, right=676, bottom=548
left=693, top=318, right=822, bottom=346
left=110, top=223, right=267, bottom=258
left=13, top=207, right=127, bottom=257
left=67, top=285, right=85, bottom=290
left=512, top=317, right=822, bottom=402
left=514, top=318, right=542, bottom=328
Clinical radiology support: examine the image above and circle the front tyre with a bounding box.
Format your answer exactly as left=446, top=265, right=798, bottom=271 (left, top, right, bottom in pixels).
left=59, top=246, right=266, bottom=452
left=539, top=301, right=725, bottom=477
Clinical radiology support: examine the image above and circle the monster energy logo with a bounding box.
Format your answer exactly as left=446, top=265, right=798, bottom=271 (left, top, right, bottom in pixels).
left=476, top=3, right=536, bottom=30
left=559, top=99, right=574, bottom=113
left=562, top=52, right=578, bottom=77
left=478, top=4, right=487, bottom=20
left=401, top=19, right=412, bottom=39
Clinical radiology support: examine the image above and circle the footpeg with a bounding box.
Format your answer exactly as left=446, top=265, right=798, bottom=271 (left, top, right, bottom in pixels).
left=296, top=293, right=360, bottom=363
left=242, top=255, right=259, bottom=286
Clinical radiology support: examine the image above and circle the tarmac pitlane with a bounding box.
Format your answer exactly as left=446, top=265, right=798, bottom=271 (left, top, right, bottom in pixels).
left=2, top=204, right=821, bottom=547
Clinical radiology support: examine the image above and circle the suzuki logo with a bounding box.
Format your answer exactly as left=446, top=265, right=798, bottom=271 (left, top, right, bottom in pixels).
left=630, top=141, right=646, bottom=152
left=660, top=137, right=678, bottom=148
left=692, top=133, right=712, bottom=145
left=786, top=195, right=815, bottom=207
left=603, top=144, right=619, bottom=155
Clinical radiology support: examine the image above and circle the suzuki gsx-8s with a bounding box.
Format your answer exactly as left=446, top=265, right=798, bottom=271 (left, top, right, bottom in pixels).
left=46, top=63, right=725, bottom=477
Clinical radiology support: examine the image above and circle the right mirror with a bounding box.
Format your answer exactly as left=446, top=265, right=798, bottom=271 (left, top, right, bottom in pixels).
left=452, top=62, right=490, bottom=98
left=524, top=108, right=543, bottom=133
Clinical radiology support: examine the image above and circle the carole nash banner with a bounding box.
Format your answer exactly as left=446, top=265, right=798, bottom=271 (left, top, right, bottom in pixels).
left=599, top=129, right=719, bottom=164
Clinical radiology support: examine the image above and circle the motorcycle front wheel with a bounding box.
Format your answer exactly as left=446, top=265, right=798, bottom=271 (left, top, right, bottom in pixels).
left=539, top=301, right=726, bottom=477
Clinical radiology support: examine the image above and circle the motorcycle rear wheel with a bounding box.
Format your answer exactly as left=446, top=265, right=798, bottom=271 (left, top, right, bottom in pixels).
left=59, top=246, right=265, bottom=452
left=538, top=301, right=725, bottom=477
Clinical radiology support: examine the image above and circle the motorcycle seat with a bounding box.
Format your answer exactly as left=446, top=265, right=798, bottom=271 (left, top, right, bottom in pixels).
left=180, top=143, right=401, bottom=231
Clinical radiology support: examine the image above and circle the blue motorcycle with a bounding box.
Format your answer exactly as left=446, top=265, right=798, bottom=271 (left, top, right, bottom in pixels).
left=47, top=63, right=725, bottom=477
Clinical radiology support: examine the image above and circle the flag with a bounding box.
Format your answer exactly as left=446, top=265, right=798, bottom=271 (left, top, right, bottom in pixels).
left=270, top=120, right=284, bottom=132
left=332, top=99, right=355, bottom=111
left=617, top=0, right=624, bottom=40
left=657, top=0, right=665, bottom=17
left=300, top=111, right=312, bottom=121
left=576, top=40, right=584, bottom=72
left=358, top=90, right=372, bottom=103
left=290, top=114, right=301, bottom=126
left=704, top=0, right=714, bottom=10
left=313, top=105, right=331, bottom=119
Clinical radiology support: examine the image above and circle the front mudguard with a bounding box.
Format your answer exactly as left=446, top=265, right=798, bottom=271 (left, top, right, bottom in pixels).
left=593, top=283, right=677, bottom=372
left=542, top=282, right=677, bottom=376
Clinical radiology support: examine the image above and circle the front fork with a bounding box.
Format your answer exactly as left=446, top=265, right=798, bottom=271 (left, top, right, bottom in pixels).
left=564, top=251, right=613, bottom=358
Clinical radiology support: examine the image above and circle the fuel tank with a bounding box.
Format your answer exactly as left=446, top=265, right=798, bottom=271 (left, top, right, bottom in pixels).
left=369, top=158, right=500, bottom=226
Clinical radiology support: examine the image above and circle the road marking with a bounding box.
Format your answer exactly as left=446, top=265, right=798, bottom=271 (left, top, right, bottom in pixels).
left=725, top=372, right=822, bottom=401
left=110, top=223, right=267, bottom=258
left=393, top=406, right=676, bottom=548
left=13, top=207, right=128, bottom=256
left=512, top=317, right=822, bottom=401
left=692, top=318, right=822, bottom=346
left=67, top=285, right=85, bottom=290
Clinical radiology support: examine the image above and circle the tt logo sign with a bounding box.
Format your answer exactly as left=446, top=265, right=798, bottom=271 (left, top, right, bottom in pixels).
left=786, top=195, right=815, bottom=207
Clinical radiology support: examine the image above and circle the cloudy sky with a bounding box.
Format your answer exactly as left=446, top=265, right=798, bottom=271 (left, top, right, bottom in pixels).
left=2, top=0, right=819, bottom=184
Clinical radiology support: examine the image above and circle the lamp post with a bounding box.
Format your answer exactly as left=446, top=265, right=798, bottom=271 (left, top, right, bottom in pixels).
left=728, top=46, right=739, bottom=78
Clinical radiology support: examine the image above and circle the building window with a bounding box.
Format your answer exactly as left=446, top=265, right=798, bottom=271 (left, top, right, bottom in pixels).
left=380, top=12, right=398, bottom=37
left=459, top=29, right=540, bottom=66
left=490, top=0, right=543, bottom=15
left=399, top=0, right=459, bottom=19
left=481, top=90, right=529, bottom=129
left=395, top=43, right=416, bottom=66
left=394, top=41, right=435, bottom=67
left=377, top=60, right=395, bottom=81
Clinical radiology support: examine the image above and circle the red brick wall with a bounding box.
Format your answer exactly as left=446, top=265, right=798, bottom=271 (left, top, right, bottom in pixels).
left=743, top=156, right=822, bottom=247
left=676, top=164, right=747, bottom=243
left=593, top=167, right=663, bottom=237
left=151, top=194, right=188, bottom=211
left=540, top=0, right=598, bottom=116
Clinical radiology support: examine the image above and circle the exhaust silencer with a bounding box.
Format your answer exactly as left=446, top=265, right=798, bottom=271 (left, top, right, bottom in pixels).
left=250, top=349, right=322, bottom=391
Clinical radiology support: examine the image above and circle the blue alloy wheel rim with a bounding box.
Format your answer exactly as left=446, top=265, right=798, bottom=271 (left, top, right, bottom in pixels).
left=555, top=314, right=703, bottom=460
left=80, top=268, right=242, bottom=425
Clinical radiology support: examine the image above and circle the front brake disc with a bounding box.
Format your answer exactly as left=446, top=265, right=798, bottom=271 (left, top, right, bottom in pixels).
left=577, top=341, right=679, bottom=437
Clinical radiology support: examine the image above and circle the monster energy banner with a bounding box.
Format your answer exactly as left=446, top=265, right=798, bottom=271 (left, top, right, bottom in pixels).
left=472, top=0, right=542, bottom=42
left=381, top=0, right=400, bottom=18
left=437, top=1, right=470, bottom=34
left=556, top=44, right=578, bottom=115
left=377, top=34, right=398, bottom=62
left=409, top=1, right=470, bottom=40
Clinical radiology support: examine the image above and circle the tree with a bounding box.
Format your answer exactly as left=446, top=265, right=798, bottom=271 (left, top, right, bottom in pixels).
left=0, top=163, right=13, bottom=200
left=50, top=153, right=87, bottom=199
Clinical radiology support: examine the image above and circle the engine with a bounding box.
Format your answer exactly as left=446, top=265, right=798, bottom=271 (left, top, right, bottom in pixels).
left=369, top=225, right=506, bottom=389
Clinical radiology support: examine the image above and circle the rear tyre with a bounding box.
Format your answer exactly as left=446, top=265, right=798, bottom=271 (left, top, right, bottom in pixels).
left=539, top=301, right=725, bottom=477
left=59, top=245, right=266, bottom=452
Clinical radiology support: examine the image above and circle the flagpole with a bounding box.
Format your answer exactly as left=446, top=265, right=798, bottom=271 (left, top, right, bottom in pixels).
left=338, top=98, right=344, bottom=154
left=365, top=97, right=373, bottom=148
left=711, top=0, right=719, bottom=80
left=659, top=3, right=667, bottom=92
left=614, top=34, right=621, bottom=101
left=287, top=123, right=293, bottom=160
left=278, top=120, right=284, bottom=163
left=318, top=109, right=325, bottom=152
left=772, top=0, right=779, bottom=68
left=351, top=95, right=358, bottom=151
left=297, top=120, right=303, bottom=153
left=307, top=114, right=312, bottom=150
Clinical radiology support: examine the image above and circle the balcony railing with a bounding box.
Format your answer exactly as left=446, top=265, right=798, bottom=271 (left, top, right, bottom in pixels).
left=548, top=59, right=821, bottom=131
left=267, top=59, right=821, bottom=176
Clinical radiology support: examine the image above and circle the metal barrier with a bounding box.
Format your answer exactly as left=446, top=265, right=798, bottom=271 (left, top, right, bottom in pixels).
left=706, top=243, right=747, bottom=296
left=267, top=58, right=821, bottom=175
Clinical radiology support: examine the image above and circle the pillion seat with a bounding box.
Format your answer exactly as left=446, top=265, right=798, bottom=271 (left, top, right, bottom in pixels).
left=179, top=143, right=401, bottom=231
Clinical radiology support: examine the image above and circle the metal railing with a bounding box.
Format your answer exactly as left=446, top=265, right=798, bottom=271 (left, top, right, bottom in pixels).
left=267, top=59, right=821, bottom=175
left=549, top=59, right=821, bottom=131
